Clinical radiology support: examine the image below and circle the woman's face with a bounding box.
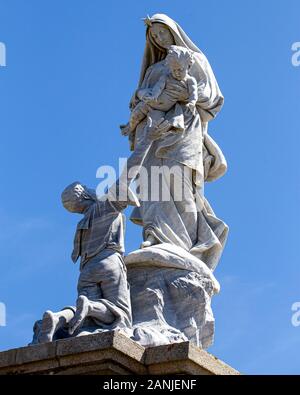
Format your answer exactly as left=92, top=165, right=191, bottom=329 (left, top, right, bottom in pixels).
left=149, top=23, right=174, bottom=49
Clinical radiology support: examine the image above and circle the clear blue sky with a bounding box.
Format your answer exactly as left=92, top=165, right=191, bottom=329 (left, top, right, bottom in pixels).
left=0, top=0, right=299, bottom=374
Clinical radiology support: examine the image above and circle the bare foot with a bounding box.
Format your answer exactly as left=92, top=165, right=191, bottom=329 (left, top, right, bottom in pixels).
left=38, top=310, right=59, bottom=343
left=140, top=234, right=158, bottom=249
left=68, top=295, right=90, bottom=335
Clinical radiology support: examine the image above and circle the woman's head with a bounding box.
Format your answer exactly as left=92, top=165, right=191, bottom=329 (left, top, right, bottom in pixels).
left=148, top=23, right=175, bottom=50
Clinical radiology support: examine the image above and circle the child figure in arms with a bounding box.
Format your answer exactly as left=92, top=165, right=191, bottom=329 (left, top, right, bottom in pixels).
left=122, top=45, right=198, bottom=141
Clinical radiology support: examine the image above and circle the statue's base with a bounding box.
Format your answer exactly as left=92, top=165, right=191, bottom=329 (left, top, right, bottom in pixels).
left=0, top=332, right=238, bottom=375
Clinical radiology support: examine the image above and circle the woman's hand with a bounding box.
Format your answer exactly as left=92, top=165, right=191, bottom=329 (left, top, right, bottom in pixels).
left=155, top=119, right=171, bottom=134
left=147, top=117, right=171, bottom=140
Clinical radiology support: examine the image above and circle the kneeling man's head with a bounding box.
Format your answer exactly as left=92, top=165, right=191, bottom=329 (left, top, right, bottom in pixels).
left=61, top=182, right=96, bottom=213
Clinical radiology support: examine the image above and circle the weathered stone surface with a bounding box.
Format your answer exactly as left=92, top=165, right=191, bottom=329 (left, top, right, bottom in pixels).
left=145, top=342, right=239, bottom=375
left=126, top=244, right=218, bottom=349
left=0, top=349, right=16, bottom=369
left=16, top=341, right=57, bottom=365
left=56, top=332, right=146, bottom=375
left=0, top=332, right=238, bottom=375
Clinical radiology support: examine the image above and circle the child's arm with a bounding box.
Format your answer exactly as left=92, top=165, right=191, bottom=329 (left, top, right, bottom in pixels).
left=142, top=74, right=166, bottom=102
left=152, top=75, right=167, bottom=99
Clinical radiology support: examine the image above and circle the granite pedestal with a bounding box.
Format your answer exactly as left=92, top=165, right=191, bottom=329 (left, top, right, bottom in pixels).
left=0, top=332, right=239, bottom=375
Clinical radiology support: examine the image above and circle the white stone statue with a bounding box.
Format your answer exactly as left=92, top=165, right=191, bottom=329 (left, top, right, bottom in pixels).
left=31, top=182, right=134, bottom=344
left=125, top=14, right=228, bottom=259
left=31, top=133, right=156, bottom=344
left=121, top=13, right=229, bottom=348
left=31, top=14, right=228, bottom=350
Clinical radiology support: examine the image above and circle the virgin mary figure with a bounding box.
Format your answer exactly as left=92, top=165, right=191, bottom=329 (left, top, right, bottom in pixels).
left=127, top=14, right=228, bottom=272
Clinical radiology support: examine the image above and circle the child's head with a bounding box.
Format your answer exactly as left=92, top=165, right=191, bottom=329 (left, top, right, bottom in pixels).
left=61, top=182, right=96, bottom=213
left=166, top=45, right=194, bottom=80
